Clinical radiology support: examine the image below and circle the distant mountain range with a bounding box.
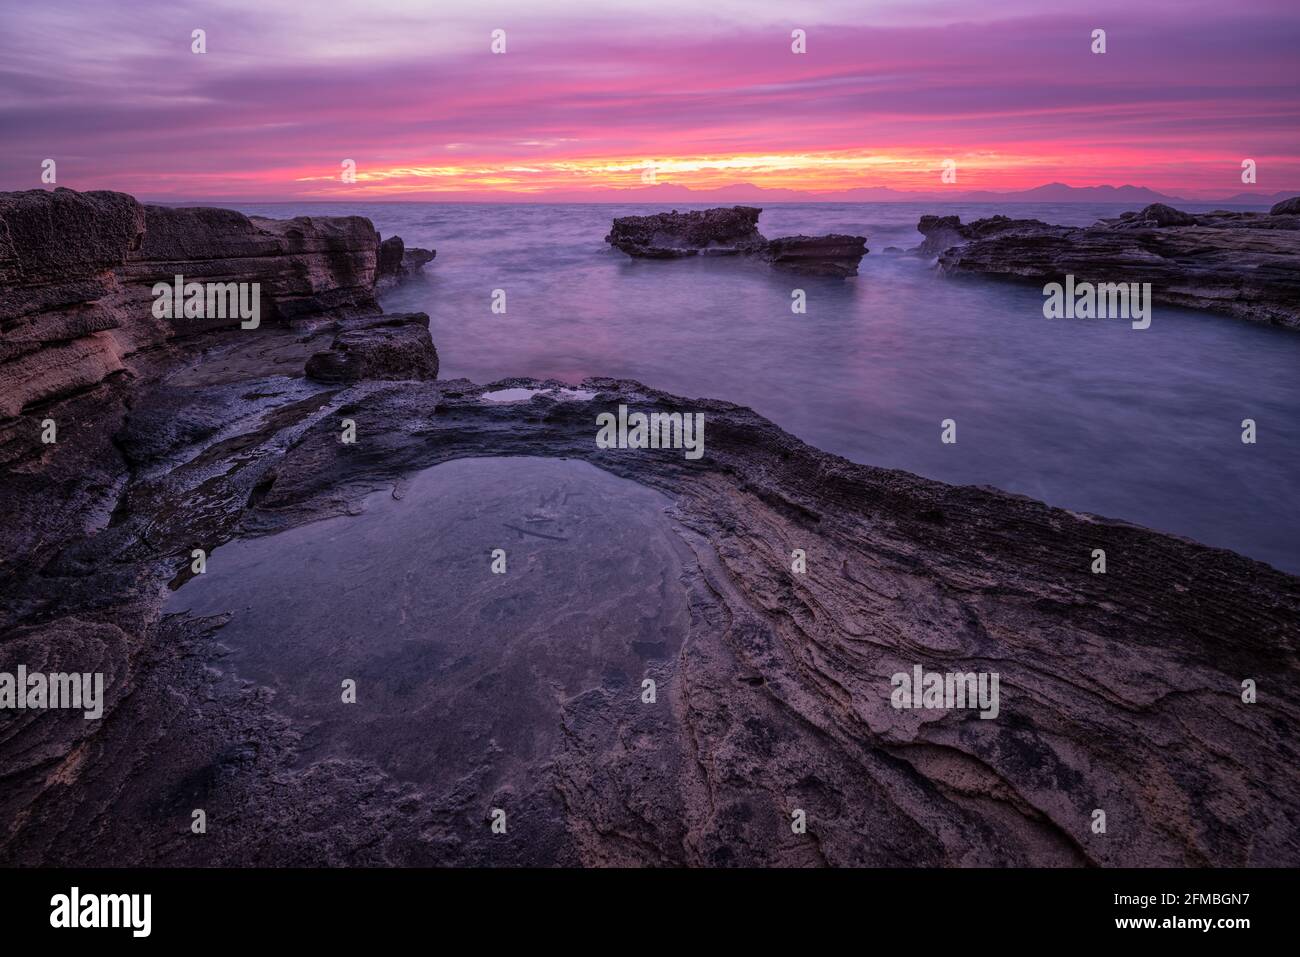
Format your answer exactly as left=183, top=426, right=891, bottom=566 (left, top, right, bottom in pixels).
left=494, top=181, right=1298, bottom=206
left=159, top=181, right=1299, bottom=206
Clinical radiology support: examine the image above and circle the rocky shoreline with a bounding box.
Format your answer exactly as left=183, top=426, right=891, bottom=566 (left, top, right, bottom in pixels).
left=2, top=189, right=1297, bottom=867
left=913, top=198, right=1300, bottom=328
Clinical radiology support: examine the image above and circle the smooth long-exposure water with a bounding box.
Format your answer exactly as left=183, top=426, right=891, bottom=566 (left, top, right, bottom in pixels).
left=232, top=200, right=1300, bottom=572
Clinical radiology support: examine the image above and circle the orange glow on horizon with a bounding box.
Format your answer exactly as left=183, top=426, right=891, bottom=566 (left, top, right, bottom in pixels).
left=278, top=147, right=1198, bottom=199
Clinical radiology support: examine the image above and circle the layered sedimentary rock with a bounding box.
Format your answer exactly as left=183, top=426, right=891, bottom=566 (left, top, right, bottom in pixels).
left=305, top=313, right=439, bottom=383
left=915, top=200, right=1300, bottom=328
left=761, top=234, right=870, bottom=277
left=125, top=205, right=385, bottom=325
left=0, top=190, right=146, bottom=418
left=606, top=206, right=868, bottom=276
left=0, top=188, right=433, bottom=417
left=913, top=213, right=1045, bottom=258
left=2, top=189, right=1297, bottom=869
left=2, top=348, right=1297, bottom=867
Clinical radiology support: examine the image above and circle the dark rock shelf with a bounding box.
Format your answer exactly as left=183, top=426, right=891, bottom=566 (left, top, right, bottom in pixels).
left=912, top=199, right=1300, bottom=328
left=1, top=188, right=1297, bottom=867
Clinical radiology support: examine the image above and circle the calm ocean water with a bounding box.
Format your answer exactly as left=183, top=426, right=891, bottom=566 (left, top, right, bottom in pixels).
left=230, top=201, right=1300, bottom=573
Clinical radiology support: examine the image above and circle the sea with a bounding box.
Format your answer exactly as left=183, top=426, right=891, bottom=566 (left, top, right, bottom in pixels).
left=226, top=201, right=1300, bottom=573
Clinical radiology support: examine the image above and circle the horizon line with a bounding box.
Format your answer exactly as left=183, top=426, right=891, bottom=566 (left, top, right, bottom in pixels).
left=21, top=182, right=1298, bottom=208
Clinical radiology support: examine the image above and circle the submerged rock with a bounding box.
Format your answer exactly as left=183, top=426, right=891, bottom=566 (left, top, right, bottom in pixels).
left=913, top=198, right=1300, bottom=327
left=606, top=206, right=868, bottom=276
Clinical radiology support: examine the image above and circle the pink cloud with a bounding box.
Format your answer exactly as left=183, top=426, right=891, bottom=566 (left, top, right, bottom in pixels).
left=1, top=2, right=1296, bottom=199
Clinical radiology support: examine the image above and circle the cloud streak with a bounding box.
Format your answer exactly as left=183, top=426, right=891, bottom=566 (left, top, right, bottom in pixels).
left=2, top=0, right=1297, bottom=199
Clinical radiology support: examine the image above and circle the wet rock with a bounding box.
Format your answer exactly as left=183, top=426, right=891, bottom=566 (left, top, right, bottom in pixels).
left=605, top=206, right=766, bottom=258
left=605, top=206, right=867, bottom=276
left=402, top=247, right=435, bottom=272
left=913, top=214, right=1048, bottom=258
left=915, top=204, right=1300, bottom=327
left=2, top=351, right=1296, bottom=867
left=3, top=193, right=1298, bottom=869
left=762, top=234, right=869, bottom=277
left=304, top=313, right=438, bottom=382
left=376, top=235, right=435, bottom=289
left=1270, top=195, right=1300, bottom=216
left=1128, top=202, right=1198, bottom=227
left=376, top=235, right=405, bottom=277
left=914, top=214, right=968, bottom=257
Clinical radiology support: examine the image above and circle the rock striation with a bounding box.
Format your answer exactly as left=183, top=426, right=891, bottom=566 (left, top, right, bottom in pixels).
left=606, top=206, right=868, bottom=276
left=760, top=234, right=870, bottom=278
left=913, top=199, right=1300, bottom=328
left=2, top=355, right=1297, bottom=867
left=0, top=188, right=434, bottom=417
left=2, top=189, right=1297, bottom=869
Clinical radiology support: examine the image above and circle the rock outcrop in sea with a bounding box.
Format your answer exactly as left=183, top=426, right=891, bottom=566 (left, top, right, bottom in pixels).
left=912, top=199, right=1300, bottom=328
left=2, top=188, right=1297, bottom=868
left=376, top=234, right=436, bottom=291
left=605, top=206, right=868, bottom=277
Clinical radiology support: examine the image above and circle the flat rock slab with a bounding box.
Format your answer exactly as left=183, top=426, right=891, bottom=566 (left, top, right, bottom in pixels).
left=4, top=356, right=1296, bottom=867
left=915, top=200, right=1300, bottom=327
left=606, top=206, right=867, bottom=276
left=763, top=234, right=870, bottom=277
left=304, top=313, right=439, bottom=383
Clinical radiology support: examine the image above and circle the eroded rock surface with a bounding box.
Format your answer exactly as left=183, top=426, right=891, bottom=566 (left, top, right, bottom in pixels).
left=604, top=206, right=767, bottom=258
left=761, top=234, right=870, bottom=278
left=606, top=206, right=868, bottom=276
left=304, top=313, right=439, bottom=383
left=2, top=333, right=1297, bottom=867
left=2, top=190, right=1297, bottom=869
left=914, top=199, right=1300, bottom=327
left=913, top=214, right=1046, bottom=258
left=376, top=235, right=436, bottom=291
left=0, top=187, right=434, bottom=417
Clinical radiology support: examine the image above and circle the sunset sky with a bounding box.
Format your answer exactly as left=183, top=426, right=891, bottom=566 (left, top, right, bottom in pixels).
left=1, top=0, right=1297, bottom=200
